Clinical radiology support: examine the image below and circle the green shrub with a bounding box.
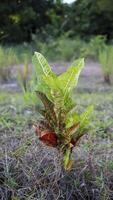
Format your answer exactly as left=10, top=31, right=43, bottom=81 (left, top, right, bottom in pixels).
left=87, top=35, right=106, bottom=60
left=99, top=45, right=113, bottom=84
left=0, top=45, right=32, bottom=82
left=57, top=37, right=87, bottom=61
left=0, top=46, right=18, bottom=82
left=33, top=35, right=88, bottom=61
left=31, top=52, right=93, bottom=170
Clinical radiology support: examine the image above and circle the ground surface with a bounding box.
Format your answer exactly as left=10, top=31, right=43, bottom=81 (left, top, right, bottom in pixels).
left=0, top=60, right=113, bottom=200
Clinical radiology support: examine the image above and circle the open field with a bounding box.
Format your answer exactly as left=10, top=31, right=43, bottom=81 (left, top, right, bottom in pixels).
left=1, top=1, right=113, bottom=199
left=0, top=59, right=113, bottom=200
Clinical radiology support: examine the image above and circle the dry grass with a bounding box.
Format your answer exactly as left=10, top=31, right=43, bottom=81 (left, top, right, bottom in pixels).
left=1, top=131, right=113, bottom=200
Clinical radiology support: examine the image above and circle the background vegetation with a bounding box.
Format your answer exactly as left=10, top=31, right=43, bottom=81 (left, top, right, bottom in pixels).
left=0, top=0, right=113, bottom=43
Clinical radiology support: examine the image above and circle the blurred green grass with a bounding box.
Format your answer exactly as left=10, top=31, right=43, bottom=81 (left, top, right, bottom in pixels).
left=0, top=35, right=108, bottom=82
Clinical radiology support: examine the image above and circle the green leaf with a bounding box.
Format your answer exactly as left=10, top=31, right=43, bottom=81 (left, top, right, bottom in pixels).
left=32, top=52, right=55, bottom=78
left=65, top=105, right=93, bottom=136
left=58, top=58, right=84, bottom=96
left=32, top=52, right=57, bottom=98
left=79, top=105, right=93, bottom=130
left=32, top=54, right=84, bottom=113
left=43, top=75, right=60, bottom=93
left=43, top=75, right=66, bottom=109
left=65, top=112, right=80, bottom=128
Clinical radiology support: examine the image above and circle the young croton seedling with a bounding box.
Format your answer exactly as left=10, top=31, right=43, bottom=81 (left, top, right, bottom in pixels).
left=32, top=52, right=93, bottom=171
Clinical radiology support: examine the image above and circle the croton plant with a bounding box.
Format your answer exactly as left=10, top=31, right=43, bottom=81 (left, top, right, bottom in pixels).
left=31, top=52, right=93, bottom=171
